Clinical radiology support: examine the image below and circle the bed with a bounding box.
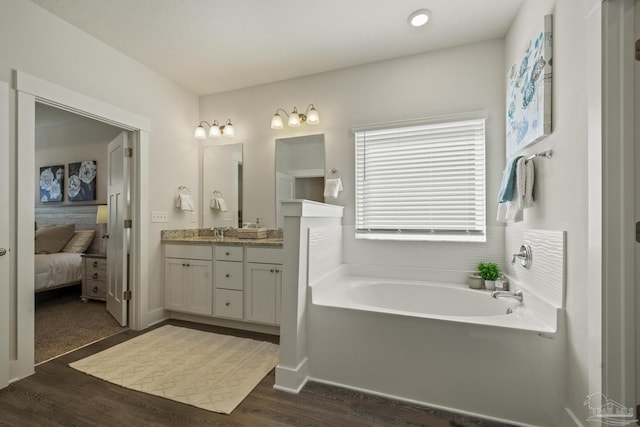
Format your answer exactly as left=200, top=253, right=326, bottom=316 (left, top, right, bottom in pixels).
left=34, top=205, right=104, bottom=293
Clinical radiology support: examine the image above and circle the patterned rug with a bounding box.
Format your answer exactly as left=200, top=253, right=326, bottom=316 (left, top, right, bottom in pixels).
left=69, top=325, right=279, bottom=414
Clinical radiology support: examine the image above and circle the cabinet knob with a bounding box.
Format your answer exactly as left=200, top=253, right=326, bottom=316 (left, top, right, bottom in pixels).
left=92, top=273, right=98, bottom=279
left=92, top=261, right=98, bottom=267
left=270, top=269, right=274, bottom=273
left=225, top=302, right=230, bottom=306
left=275, top=269, right=280, bottom=273
left=225, top=252, right=230, bottom=256
left=225, top=274, right=230, bottom=278
left=92, top=286, right=98, bottom=293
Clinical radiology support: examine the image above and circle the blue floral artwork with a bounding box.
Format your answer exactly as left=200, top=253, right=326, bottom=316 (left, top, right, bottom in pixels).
left=39, top=165, right=64, bottom=202
left=506, top=14, right=552, bottom=158
left=68, top=160, right=97, bottom=201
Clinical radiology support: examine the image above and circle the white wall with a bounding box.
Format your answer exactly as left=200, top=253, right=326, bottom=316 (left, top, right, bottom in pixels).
left=35, top=111, right=122, bottom=205
left=201, top=38, right=507, bottom=277
left=504, top=0, right=592, bottom=423
left=0, top=0, right=199, bottom=364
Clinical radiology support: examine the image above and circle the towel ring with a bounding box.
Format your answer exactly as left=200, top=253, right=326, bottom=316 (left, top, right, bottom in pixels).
left=328, top=168, right=341, bottom=178
left=178, top=185, right=191, bottom=195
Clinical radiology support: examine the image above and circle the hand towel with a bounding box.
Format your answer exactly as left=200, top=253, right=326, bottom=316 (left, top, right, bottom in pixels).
left=324, top=178, right=343, bottom=198
left=496, top=157, right=534, bottom=223
left=215, top=196, right=227, bottom=212
left=497, top=156, right=522, bottom=203
left=178, top=193, right=195, bottom=212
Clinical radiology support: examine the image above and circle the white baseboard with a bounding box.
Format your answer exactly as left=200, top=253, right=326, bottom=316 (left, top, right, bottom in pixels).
left=564, top=407, right=585, bottom=427
left=273, top=358, right=309, bottom=393
left=308, top=377, right=540, bottom=427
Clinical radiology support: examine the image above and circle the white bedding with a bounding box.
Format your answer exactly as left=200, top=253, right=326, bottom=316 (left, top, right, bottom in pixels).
left=34, top=252, right=83, bottom=292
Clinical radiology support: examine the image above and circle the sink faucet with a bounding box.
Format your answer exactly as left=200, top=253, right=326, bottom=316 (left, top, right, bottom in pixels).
left=491, top=289, right=524, bottom=303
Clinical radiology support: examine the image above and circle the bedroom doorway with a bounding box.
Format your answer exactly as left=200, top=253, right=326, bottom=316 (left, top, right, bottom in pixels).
left=33, top=104, right=131, bottom=363
left=15, top=71, right=151, bottom=381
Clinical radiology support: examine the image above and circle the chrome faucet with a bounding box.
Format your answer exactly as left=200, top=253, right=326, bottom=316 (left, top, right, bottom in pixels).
left=491, top=289, right=524, bottom=303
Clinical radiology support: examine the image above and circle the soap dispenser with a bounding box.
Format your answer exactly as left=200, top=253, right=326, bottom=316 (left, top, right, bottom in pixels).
left=495, top=274, right=509, bottom=291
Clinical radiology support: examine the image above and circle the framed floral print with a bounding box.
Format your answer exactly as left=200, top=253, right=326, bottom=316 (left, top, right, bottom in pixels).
left=39, top=165, right=64, bottom=202
left=68, top=160, right=97, bottom=201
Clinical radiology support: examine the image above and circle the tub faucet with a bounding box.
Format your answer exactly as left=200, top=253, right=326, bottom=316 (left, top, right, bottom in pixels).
left=491, top=289, right=523, bottom=303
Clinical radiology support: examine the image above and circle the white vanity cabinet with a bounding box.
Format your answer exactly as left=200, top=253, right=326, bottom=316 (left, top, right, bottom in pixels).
left=244, top=247, right=283, bottom=325
left=164, top=244, right=213, bottom=316
left=213, top=246, right=244, bottom=320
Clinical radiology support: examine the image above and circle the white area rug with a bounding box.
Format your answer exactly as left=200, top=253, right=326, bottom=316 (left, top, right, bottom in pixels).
left=69, top=325, right=279, bottom=414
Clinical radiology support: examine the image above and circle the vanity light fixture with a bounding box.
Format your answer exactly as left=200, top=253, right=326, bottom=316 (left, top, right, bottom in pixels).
left=271, top=104, right=320, bottom=129
left=194, top=118, right=235, bottom=139
left=408, top=9, right=431, bottom=28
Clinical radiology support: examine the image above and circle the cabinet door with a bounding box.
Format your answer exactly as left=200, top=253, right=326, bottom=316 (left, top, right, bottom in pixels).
left=245, top=263, right=281, bottom=325
left=164, top=258, right=187, bottom=311
left=164, top=258, right=213, bottom=315
left=185, top=259, right=213, bottom=315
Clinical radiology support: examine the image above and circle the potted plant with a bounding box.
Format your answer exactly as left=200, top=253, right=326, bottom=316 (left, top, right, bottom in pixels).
left=477, top=262, right=500, bottom=290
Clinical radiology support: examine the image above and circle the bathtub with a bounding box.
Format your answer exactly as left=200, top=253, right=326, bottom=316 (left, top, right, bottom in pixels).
left=306, top=264, right=565, bottom=426
left=311, top=267, right=556, bottom=333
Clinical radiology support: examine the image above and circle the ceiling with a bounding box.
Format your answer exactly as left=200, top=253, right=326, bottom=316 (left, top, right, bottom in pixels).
left=29, top=0, right=524, bottom=96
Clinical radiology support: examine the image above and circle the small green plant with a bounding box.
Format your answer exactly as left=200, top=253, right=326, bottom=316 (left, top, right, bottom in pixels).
left=477, top=262, right=500, bottom=281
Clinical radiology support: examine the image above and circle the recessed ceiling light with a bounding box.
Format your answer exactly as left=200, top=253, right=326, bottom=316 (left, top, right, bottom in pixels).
left=408, top=9, right=431, bottom=28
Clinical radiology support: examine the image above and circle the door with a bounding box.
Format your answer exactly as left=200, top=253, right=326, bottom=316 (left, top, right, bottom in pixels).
left=0, top=81, right=10, bottom=389
left=106, top=132, right=130, bottom=326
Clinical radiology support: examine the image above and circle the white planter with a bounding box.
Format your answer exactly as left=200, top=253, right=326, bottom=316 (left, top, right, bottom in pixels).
left=484, top=280, right=496, bottom=291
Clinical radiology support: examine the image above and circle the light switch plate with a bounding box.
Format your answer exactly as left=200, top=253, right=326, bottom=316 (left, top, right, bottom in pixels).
left=151, top=211, right=168, bottom=223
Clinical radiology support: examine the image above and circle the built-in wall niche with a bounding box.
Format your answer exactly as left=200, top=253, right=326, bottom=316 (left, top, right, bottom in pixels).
left=275, top=134, right=325, bottom=228
left=202, top=143, right=243, bottom=228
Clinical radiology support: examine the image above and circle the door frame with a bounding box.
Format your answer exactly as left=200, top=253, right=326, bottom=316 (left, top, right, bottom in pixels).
left=13, top=71, right=150, bottom=381
left=0, top=81, right=10, bottom=388
left=601, top=0, right=636, bottom=411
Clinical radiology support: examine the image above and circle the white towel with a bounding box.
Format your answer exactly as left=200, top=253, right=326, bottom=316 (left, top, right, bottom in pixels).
left=496, top=158, right=534, bottom=222
left=324, top=178, right=343, bottom=198
left=210, top=195, right=227, bottom=212
left=177, top=193, right=195, bottom=212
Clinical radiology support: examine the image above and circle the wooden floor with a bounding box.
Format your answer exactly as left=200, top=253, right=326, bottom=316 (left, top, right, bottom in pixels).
left=0, top=320, right=513, bottom=427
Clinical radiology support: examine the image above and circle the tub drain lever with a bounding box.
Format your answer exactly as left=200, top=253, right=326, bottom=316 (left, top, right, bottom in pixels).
left=511, top=244, right=532, bottom=268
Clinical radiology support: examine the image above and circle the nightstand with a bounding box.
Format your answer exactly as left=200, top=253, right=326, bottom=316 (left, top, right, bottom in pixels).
left=81, top=253, right=107, bottom=302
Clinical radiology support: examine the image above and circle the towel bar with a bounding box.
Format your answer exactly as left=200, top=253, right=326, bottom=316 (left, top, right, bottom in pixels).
left=525, top=150, right=552, bottom=163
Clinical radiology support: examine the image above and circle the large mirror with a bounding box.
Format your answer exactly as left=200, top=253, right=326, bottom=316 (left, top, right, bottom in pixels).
left=275, top=134, right=325, bottom=228
left=202, top=143, right=243, bottom=228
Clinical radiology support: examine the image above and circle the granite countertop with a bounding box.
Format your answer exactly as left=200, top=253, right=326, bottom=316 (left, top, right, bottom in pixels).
left=161, top=228, right=283, bottom=248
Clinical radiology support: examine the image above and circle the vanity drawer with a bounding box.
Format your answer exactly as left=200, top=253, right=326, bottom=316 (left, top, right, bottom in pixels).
left=246, top=247, right=283, bottom=264
left=214, top=261, right=244, bottom=290
left=215, top=246, right=243, bottom=262
left=214, top=289, right=243, bottom=320
left=165, top=244, right=212, bottom=260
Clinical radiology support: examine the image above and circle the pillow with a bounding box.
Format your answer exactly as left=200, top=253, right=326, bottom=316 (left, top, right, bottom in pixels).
left=61, top=229, right=96, bottom=253
left=35, top=224, right=76, bottom=254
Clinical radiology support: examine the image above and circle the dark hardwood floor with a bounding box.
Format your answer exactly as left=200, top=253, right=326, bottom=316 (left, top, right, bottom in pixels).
left=0, top=320, right=513, bottom=427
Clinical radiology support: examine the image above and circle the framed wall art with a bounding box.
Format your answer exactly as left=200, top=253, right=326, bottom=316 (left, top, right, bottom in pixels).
left=506, top=14, right=553, bottom=158
left=68, top=160, right=97, bottom=201
left=39, top=165, right=64, bottom=202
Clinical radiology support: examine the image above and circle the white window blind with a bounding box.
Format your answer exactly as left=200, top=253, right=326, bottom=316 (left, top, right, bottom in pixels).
left=354, top=116, right=486, bottom=242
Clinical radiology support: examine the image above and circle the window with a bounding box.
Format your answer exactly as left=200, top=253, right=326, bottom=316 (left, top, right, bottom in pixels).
left=354, top=114, right=486, bottom=242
